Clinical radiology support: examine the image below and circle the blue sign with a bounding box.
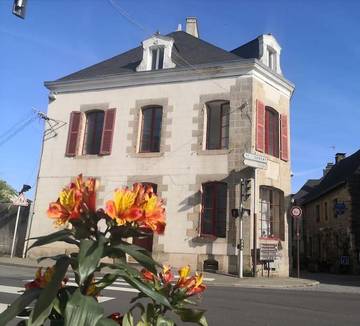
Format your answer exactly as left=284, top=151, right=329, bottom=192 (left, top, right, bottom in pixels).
left=340, top=256, right=349, bottom=265
left=335, top=202, right=346, bottom=215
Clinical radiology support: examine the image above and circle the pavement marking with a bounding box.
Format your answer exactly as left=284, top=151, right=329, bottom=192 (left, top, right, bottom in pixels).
left=0, top=303, right=8, bottom=313
left=0, top=285, right=23, bottom=294
left=65, top=282, right=139, bottom=293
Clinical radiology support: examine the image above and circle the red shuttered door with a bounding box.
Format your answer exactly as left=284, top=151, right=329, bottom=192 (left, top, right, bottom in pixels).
left=256, top=100, right=265, bottom=152
left=65, top=111, right=81, bottom=157
left=100, top=108, right=116, bottom=155
left=280, top=114, right=289, bottom=161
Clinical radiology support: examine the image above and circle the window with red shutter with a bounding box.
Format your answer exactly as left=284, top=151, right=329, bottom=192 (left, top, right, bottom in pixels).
left=256, top=100, right=265, bottom=152
left=100, top=108, right=116, bottom=155
left=280, top=114, right=289, bottom=161
left=265, top=107, right=279, bottom=158
left=65, top=111, right=82, bottom=157
left=139, top=106, right=162, bottom=153
left=84, top=110, right=105, bottom=155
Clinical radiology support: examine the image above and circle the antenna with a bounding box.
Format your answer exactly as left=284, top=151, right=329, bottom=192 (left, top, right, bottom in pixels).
left=33, top=109, right=67, bottom=141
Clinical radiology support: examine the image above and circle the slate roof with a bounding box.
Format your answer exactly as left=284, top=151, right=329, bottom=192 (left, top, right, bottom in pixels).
left=301, top=149, right=360, bottom=204
left=293, top=179, right=320, bottom=205
left=56, top=31, right=250, bottom=82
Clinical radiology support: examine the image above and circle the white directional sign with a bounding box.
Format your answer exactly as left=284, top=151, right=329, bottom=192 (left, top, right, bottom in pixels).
left=243, top=152, right=267, bottom=169
left=10, top=193, right=29, bottom=207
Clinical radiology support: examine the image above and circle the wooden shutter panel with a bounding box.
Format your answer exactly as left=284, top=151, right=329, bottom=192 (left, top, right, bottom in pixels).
left=65, top=111, right=81, bottom=157
left=256, top=100, right=265, bottom=152
left=100, top=108, right=116, bottom=155
left=280, top=114, right=289, bottom=161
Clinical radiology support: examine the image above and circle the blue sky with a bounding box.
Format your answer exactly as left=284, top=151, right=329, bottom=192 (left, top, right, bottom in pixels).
left=0, top=0, right=359, bottom=199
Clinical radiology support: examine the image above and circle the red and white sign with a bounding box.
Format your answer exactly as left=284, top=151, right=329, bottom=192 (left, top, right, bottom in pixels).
left=290, top=206, right=302, bottom=218
left=11, top=193, right=29, bottom=207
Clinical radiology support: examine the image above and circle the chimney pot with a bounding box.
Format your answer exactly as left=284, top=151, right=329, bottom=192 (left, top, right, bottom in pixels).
left=335, top=153, right=346, bottom=164
left=186, top=17, right=199, bottom=38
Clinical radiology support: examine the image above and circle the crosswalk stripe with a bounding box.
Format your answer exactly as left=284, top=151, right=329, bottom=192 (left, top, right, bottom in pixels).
left=0, top=303, right=8, bottom=313
left=65, top=282, right=139, bottom=293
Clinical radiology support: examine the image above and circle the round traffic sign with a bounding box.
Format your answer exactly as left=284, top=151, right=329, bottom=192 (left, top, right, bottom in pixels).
left=290, top=206, right=302, bottom=218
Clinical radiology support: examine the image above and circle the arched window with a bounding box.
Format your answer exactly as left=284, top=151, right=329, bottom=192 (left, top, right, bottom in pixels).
left=205, top=101, right=230, bottom=150
left=201, top=182, right=227, bottom=237
left=83, top=110, right=105, bottom=155
left=140, top=106, right=163, bottom=153
left=259, top=186, right=284, bottom=240
left=265, top=106, right=279, bottom=157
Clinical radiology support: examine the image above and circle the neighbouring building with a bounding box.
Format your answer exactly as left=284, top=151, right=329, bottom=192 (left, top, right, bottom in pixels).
left=29, top=18, right=294, bottom=276
left=295, top=150, right=360, bottom=274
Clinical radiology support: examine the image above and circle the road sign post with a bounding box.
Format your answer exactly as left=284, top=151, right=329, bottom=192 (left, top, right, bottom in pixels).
left=290, top=206, right=303, bottom=278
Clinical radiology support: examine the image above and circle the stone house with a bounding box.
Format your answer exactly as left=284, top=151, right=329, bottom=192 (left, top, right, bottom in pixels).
left=295, top=151, right=360, bottom=274
left=29, top=18, right=294, bottom=276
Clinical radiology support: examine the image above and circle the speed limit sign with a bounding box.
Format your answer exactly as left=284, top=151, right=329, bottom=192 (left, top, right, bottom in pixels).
left=290, top=206, right=303, bottom=218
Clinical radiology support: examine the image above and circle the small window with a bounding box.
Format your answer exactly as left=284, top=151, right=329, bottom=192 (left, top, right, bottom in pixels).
left=151, top=47, right=164, bottom=70
left=324, top=202, right=328, bottom=221
left=83, top=110, right=104, bottom=155
left=206, top=101, right=230, bottom=150
left=333, top=198, right=338, bottom=218
left=268, top=48, right=276, bottom=71
left=265, top=107, right=279, bottom=157
left=260, top=187, right=284, bottom=239
left=316, top=204, right=320, bottom=223
left=201, top=182, right=227, bottom=237
left=139, top=106, right=163, bottom=153
left=142, top=182, right=158, bottom=194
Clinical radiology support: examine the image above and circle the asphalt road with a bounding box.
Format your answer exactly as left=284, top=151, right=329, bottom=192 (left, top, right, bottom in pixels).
left=0, top=265, right=359, bottom=326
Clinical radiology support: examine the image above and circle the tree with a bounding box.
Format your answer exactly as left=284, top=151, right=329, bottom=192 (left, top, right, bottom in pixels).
left=0, top=179, right=17, bottom=202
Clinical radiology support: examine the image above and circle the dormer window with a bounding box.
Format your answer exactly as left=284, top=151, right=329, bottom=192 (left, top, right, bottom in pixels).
left=151, top=47, right=164, bottom=70
left=267, top=47, right=276, bottom=71
left=136, top=34, right=176, bottom=72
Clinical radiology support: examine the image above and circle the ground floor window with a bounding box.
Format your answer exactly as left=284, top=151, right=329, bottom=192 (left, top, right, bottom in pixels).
left=201, top=182, right=227, bottom=237
left=259, top=186, right=284, bottom=240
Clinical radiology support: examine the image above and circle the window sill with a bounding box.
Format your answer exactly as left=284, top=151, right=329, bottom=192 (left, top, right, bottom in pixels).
left=133, top=152, right=164, bottom=158
left=72, top=154, right=104, bottom=159
left=192, top=234, right=226, bottom=243
left=197, top=149, right=230, bottom=156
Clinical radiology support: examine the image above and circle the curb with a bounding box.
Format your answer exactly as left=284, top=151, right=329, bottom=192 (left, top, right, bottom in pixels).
left=205, top=280, right=320, bottom=289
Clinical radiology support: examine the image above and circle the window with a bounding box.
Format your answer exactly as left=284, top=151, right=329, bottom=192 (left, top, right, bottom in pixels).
left=265, top=107, right=279, bottom=157
left=324, top=202, right=328, bottom=221
left=316, top=204, right=320, bottom=223
left=139, top=106, right=163, bottom=153
left=151, top=47, right=164, bottom=70
left=260, top=187, right=284, bottom=239
left=201, top=182, right=227, bottom=237
left=333, top=198, right=338, bottom=218
left=83, top=110, right=104, bottom=155
left=205, top=101, right=230, bottom=150
left=267, top=47, right=276, bottom=71
left=142, top=182, right=158, bottom=194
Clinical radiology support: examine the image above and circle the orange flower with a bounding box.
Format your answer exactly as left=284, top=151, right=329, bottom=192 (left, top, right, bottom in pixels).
left=47, top=184, right=82, bottom=225
left=159, top=265, right=173, bottom=284
left=141, top=268, right=157, bottom=282
left=105, top=186, right=143, bottom=225
left=176, top=266, right=206, bottom=296
left=25, top=267, right=67, bottom=290
left=47, top=174, right=97, bottom=225
left=139, top=190, right=166, bottom=234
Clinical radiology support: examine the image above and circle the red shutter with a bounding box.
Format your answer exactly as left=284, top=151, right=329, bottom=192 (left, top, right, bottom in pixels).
left=65, top=111, right=81, bottom=157
left=280, top=114, right=289, bottom=161
left=256, top=100, right=265, bottom=152
left=100, top=108, right=116, bottom=155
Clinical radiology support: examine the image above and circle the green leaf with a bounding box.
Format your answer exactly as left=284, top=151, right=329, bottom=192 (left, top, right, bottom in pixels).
left=28, top=256, right=70, bottom=326
left=96, top=318, right=119, bottom=326
left=0, top=288, right=41, bottom=325
left=64, top=289, right=104, bottom=326
left=156, top=316, right=175, bottom=326
left=78, top=236, right=105, bottom=285
left=111, top=243, right=160, bottom=274
left=175, top=308, right=207, bottom=324
left=122, top=275, right=171, bottom=308
left=28, top=229, right=78, bottom=250
left=122, top=312, right=134, bottom=326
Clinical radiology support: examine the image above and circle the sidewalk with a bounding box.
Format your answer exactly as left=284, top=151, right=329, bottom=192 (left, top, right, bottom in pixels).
left=0, top=256, right=319, bottom=289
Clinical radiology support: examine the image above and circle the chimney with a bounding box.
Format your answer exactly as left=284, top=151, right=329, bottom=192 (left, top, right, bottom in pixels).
left=323, top=163, right=334, bottom=176
left=186, top=17, right=199, bottom=38
left=335, top=153, right=346, bottom=164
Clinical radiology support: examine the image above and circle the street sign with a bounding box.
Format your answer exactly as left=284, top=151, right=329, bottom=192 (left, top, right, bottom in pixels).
left=340, top=256, right=349, bottom=265
left=290, top=206, right=302, bottom=218
left=10, top=193, right=29, bottom=207
left=243, top=152, right=267, bottom=169
left=260, top=243, right=278, bottom=262
left=335, top=202, right=346, bottom=215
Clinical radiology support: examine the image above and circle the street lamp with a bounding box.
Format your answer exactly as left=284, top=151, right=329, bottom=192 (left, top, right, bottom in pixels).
left=10, top=184, right=31, bottom=258
left=12, top=0, right=27, bottom=19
